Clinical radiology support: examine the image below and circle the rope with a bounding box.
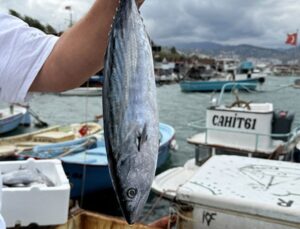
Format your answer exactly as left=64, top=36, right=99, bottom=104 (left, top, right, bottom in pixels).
left=139, top=190, right=177, bottom=222
left=79, top=80, right=91, bottom=208
left=173, top=205, right=198, bottom=223
left=140, top=188, right=200, bottom=229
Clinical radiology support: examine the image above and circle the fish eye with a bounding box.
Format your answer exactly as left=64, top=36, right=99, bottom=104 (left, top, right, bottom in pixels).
left=127, top=188, right=137, bottom=199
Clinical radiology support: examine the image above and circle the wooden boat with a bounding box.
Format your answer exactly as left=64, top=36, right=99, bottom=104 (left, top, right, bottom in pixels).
left=59, top=87, right=102, bottom=96
left=152, top=155, right=300, bottom=229
left=58, top=123, right=176, bottom=198
left=54, top=209, right=161, bottom=229
left=186, top=83, right=298, bottom=164
left=0, top=122, right=102, bottom=156
left=0, top=106, right=29, bottom=134
left=179, top=77, right=265, bottom=92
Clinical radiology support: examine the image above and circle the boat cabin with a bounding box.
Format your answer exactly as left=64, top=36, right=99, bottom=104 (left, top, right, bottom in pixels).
left=187, top=88, right=295, bottom=164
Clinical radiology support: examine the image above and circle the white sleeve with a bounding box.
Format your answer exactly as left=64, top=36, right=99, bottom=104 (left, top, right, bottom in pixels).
left=0, top=13, right=59, bottom=103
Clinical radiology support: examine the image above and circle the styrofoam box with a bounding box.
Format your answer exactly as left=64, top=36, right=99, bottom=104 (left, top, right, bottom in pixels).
left=177, top=155, right=300, bottom=229
left=0, top=158, right=70, bottom=227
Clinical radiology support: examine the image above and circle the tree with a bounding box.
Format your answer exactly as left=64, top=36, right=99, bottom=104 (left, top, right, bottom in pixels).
left=9, top=9, right=58, bottom=35
left=171, top=46, right=178, bottom=54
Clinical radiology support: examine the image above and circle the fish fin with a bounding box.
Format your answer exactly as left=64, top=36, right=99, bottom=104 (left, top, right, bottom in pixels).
left=136, top=124, right=148, bottom=151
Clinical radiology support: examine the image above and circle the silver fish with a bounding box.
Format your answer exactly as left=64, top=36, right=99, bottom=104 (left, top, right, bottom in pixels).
left=2, top=168, right=54, bottom=187
left=103, top=0, right=159, bottom=224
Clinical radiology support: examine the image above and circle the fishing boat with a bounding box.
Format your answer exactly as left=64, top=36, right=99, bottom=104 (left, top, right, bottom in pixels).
left=186, top=83, right=299, bottom=164
left=54, top=208, right=171, bottom=229
left=0, top=122, right=102, bottom=157
left=180, top=59, right=266, bottom=93
left=179, top=77, right=265, bottom=92
left=151, top=155, right=300, bottom=229
left=59, top=123, right=176, bottom=198
left=59, top=87, right=102, bottom=96
left=0, top=106, right=30, bottom=134
left=154, top=59, right=179, bottom=85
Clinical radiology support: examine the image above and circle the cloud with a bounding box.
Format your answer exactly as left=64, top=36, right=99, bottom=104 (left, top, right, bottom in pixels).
left=0, top=0, right=94, bottom=31
left=1, top=0, right=299, bottom=48
left=141, top=0, right=300, bottom=48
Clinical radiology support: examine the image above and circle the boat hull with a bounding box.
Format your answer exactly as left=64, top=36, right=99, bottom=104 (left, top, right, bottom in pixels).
left=62, top=145, right=171, bottom=198
left=62, top=123, right=175, bottom=198
left=62, top=162, right=112, bottom=198
left=0, top=107, right=27, bottom=134
left=54, top=210, right=155, bottom=229
left=179, top=78, right=263, bottom=92
left=59, top=88, right=102, bottom=96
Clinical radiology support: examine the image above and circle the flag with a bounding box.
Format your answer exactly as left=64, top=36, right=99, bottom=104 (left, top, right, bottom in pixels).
left=65, top=6, right=71, bottom=10
left=285, top=33, right=298, bottom=46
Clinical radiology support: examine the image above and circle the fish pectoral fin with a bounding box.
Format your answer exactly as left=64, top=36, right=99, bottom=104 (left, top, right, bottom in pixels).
left=136, top=124, right=148, bottom=151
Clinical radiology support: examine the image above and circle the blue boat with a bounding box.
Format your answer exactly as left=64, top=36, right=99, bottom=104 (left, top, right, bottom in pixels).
left=179, top=77, right=265, bottom=92
left=61, top=123, right=176, bottom=198
left=81, top=74, right=104, bottom=87
left=0, top=107, right=29, bottom=134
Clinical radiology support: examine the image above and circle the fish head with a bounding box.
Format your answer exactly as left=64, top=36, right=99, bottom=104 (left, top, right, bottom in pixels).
left=114, top=124, right=158, bottom=224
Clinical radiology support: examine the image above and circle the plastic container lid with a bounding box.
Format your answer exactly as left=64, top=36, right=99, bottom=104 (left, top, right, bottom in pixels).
left=177, top=155, right=300, bottom=224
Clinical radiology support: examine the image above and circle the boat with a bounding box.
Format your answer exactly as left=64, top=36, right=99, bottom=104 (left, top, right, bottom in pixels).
left=80, top=71, right=104, bottom=88
left=179, top=77, right=265, bottom=92
left=180, top=59, right=266, bottom=93
left=186, top=83, right=299, bottom=164
left=82, top=74, right=104, bottom=87
left=155, top=59, right=180, bottom=85
left=58, top=123, right=176, bottom=198
left=0, top=106, right=30, bottom=134
left=54, top=208, right=170, bottom=229
left=151, top=155, right=300, bottom=229
left=293, top=142, right=300, bottom=162
left=59, top=87, right=102, bottom=96
left=182, top=65, right=223, bottom=82
left=0, top=122, right=102, bottom=156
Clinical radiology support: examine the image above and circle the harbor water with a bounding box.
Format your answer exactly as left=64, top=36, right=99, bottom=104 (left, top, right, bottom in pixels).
left=0, top=76, right=300, bottom=224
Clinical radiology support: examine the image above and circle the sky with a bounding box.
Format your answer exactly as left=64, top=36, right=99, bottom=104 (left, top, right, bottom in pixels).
left=0, top=0, right=299, bottom=48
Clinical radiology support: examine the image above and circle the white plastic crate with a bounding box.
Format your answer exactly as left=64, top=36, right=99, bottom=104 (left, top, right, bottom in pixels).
left=177, top=155, right=300, bottom=229
left=0, top=158, right=70, bottom=227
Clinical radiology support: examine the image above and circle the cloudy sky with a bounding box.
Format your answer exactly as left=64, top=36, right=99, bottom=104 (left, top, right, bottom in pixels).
left=0, top=0, right=299, bottom=48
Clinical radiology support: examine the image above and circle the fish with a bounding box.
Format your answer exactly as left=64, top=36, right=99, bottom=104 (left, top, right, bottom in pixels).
left=103, top=0, right=159, bottom=224
left=2, top=168, right=54, bottom=187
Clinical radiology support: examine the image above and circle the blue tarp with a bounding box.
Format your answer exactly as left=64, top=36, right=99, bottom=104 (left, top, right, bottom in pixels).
left=240, top=61, right=254, bottom=70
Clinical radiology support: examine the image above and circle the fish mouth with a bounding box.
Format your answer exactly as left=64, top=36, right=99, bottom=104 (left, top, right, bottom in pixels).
left=121, top=197, right=143, bottom=224
left=122, top=205, right=138, bottom=224
left=125, top=215, right=136, bottom=225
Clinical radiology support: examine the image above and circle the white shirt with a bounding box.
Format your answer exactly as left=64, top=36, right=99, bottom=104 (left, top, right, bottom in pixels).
left=0, top=13, right=58, bottom=103
left=0, top=175, right=5, bottom=229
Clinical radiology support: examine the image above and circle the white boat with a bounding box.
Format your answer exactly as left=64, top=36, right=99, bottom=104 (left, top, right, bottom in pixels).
left=59, top=87, right=102, bottom=96
left=152, top=155, right=300, bottom=229
left=187, top=83, right=298, bottom=164
left=155, top=59, right=179, bottom=85
left=0, top=106, right=29, bottom=134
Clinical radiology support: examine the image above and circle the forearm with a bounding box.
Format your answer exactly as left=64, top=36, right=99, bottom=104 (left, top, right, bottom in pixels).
left=30, top=0, right=119, bottom=92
